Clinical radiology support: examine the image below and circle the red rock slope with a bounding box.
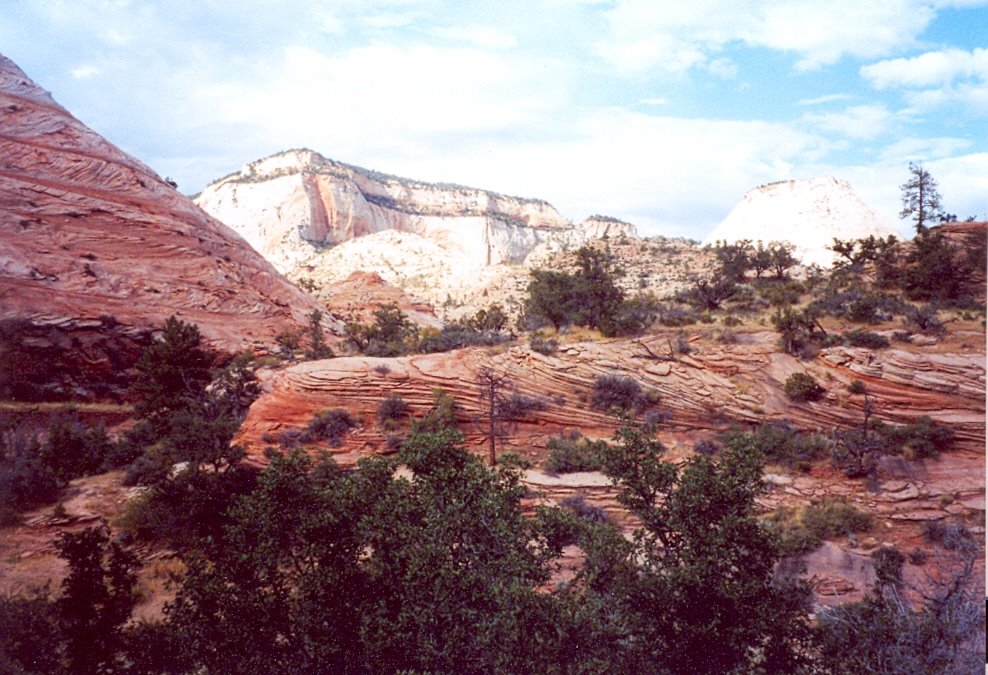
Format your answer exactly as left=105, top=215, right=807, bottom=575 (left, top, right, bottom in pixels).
left=0, top=55, right=322, bottom=398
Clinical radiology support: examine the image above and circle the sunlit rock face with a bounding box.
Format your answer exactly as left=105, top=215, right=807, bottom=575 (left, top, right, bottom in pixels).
left=0, top=54, right=322, bottom=399
left=195, top=148, right=637, bottom=274
left=704, top=177, right=900, bottom=267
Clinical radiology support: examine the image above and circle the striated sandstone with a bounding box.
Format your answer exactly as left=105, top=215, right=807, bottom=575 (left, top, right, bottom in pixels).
left=0, top=55, right=326, bottom=398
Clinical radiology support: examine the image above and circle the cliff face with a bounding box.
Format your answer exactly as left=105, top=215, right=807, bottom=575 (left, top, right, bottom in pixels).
left=704, top=177, right=900, bottom=266
left=195, top=149, right=637, bottom=273
left=0, top=55, right=322, bottom=400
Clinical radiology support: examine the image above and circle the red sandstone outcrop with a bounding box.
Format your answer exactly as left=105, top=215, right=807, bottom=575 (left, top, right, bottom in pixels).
left=241, top=331, right=984, bottom=462
left=240, top=330, right=985, bottom=600
left=0, top=55, right=326, bottom=399
left=317, top=271, right=441, bottom=329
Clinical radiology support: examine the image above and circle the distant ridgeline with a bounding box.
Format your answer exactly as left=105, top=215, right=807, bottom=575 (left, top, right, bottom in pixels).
left=195, top=148, right=638, bottom=273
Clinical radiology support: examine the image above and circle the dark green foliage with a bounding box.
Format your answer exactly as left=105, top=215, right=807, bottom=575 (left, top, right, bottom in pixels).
left=0, top=591, right=62, bottom=673
left=304, top=409, right=355, bottom=446
left=903, top=303, right=945, bottom=335
left=162, top=422, right=571, bottom=674
left=921, top=521, right=976, bottom=553
left=772, top=305, right=827, bottom=356
left=524, top=269, right=581, bottom=332
left=816, top=553, right=984, bottom=674
left=377, top=394, right=410, bottom=429
left=590, top=374, right=656, bottom=413
left=768, top=242, right=798, bottom=279
left=784, top=372, right=825, bottom=402
left=542, top=432, right=608, bottom=474
left=525, top=245, right=631, bottom=335
left=845, top=331, right=891, bottom=349
left=0, top=424, right=59, bottom=515
left=559, top=493, right=609, bottom=524
left=584, top=420, right=816, bottom=673
left=528, top=331, right=558, bottom=355
left=875, top=416, right=955, bottom=459
left=766, top=499, right=871, bottom=555
left=1, top=414, right=127, bottom=517
left=132, top=316, right=214, bottom=434
left=760, top=279, right=803, bottom=307
left=466, top=302, right=508, bottom=331
left=496, top=392, right=549, bottom=419
left=899, top=162, right=943, bottom=233
left=345, top=302, right=418, bottom=355
left=902, top=229, right=968, bottom=301
left=416, top=323, right=507, bottom=353
left=305, top=309, right=334, bottom=360
left=711, top=239, right=751, bottom=282
left=848, top=379, right=868, bottom=394
left=56, top=524, right=140, bottom=673
left=681, top=276, right=738, bottom=310
left=722, top=423, right=831, bottom=471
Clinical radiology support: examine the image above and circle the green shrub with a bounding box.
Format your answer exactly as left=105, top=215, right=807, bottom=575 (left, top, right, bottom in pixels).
left=784, top=372, right=825, bottom=402
left=722, top=424, right=830, bottom=471
left=377, top=395, right=410, bottom=429
left=559, top=494, right=610, bottom=524
left=766, top=499, right=871, bottom=555
left=590, top=374, right=656, bottom=413
left=543, top=433, right=608, bottom=474
left=845, top=331, right=890, bottom=349
left=304, top=409, right=356, bottom=447
left=921, top=521, right=975, bottom=552
left=529, top=332, right=558, bottom=356
left=847, top=380, right=867, bottom=394
left=875, top=416, right=954, bottom=459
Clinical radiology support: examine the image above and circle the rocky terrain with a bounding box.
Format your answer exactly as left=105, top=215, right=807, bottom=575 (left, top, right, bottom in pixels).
left=0, top=55, right=324, bottom=399
left=237, top=324, right=985, bottom=601
left=705, top=177, right=900, bottom=267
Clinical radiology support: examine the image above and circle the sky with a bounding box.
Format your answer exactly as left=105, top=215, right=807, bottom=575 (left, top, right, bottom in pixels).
left=2, top=0, right=987, bottom=239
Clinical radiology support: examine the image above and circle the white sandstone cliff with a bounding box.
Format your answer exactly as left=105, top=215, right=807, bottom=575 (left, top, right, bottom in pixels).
left=704, top=177, right=899, bottom=267
left=195, top=149, right=636, bottom=274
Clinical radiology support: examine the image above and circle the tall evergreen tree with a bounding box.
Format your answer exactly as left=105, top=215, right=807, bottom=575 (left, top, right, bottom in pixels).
left=900, top=162, right=943, bottom=234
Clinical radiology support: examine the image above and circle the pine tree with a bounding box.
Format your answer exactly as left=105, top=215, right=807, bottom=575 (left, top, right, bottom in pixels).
left=900, top=162, right=943, bottom=234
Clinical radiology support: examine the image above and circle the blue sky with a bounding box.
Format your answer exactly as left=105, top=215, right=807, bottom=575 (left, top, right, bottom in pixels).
left=2, top=0, right=986, bottom=238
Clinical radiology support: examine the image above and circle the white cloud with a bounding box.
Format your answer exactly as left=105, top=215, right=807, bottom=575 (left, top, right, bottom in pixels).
left=70, top=64, right=100, bottom=79
left=797, top=93, right=854, bottom=106
left=802, top=104, right=893, bottom=139
left=862, top=48, right=988, bottom=88
left=596, top=0, right=940, bottom=74
left=432, top=25, right=517, bottom=49
left=861, top=48, right=988, bottom=111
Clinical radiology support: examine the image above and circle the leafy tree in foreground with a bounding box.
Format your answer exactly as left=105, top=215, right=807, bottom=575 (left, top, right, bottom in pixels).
left=56, top=524, right=141, bottom=674
left=574, top=419, right=817, bottom=674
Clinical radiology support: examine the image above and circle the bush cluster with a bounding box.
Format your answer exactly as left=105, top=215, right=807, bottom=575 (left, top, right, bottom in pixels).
left=784, top=372, right=825, bottom=402
left=722, top=423, right=830, bottom=471
left=844, top=331, right=891, bottom=349
left=542, top=432, right=609, bottom=474
left=590, top=374, right=657, bottom=414
left=766, top=499, right=872, bottom=555
left=304, top=409, right=356, bottom=447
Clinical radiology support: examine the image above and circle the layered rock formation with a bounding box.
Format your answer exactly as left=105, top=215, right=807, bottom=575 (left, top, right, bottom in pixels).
left=239, top=329, right=985, bottom=600
left=0, top=55, right=323, bottom=399
left=194, top=149, right=637, bottom=286
left=705, top=177, right=900, bottom=266
left=240, top=332, right=985, bottom=464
